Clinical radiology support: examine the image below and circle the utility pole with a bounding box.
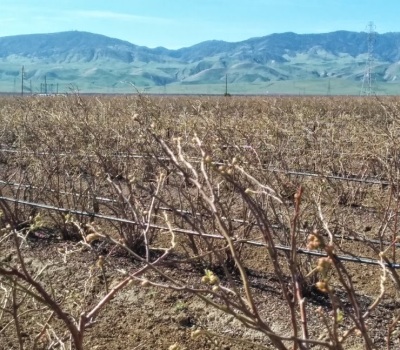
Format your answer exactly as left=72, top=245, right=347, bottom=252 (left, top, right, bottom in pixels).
left=360, top=21, right=376, bottom=96
left=327, top=79, right=331, bottom=96
left=21, top=66, right=24, bottom=96
left=224, top=74, right=230, bottom=96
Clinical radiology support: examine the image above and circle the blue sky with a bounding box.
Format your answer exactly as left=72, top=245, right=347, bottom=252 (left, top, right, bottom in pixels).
left=0, top=0, right=398, bottom=49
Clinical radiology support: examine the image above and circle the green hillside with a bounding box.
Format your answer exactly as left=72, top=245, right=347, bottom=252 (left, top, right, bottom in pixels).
left=1, top=30, right=400, bottom=95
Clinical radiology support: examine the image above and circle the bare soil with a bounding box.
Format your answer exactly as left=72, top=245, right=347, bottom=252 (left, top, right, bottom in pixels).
left=1, top=233, right=397, bottom=350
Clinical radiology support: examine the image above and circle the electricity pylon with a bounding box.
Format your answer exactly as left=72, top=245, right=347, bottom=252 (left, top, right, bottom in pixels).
left=360, top=21, right=376, bottom=96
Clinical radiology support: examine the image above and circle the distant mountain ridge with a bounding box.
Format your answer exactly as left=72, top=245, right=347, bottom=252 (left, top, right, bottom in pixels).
left=1, top=30, right=400, bottom=94
left=0, top=31, right=171, bottom=63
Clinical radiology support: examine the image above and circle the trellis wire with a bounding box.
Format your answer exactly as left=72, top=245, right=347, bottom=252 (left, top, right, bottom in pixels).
left=1, top=178, right=399, bottom=248
left=0, top=148, right=392, bottom=186
left=0, top=195, right=398, bottom=269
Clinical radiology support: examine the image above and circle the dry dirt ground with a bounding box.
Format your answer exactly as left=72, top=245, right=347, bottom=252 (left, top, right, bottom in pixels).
left=1, top=231, right=398, bottom=350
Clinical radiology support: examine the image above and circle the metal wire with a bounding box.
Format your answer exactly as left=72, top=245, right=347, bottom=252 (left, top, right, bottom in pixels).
left=1, top=178, right=398, bottom=248
left=0, top=195, right=398, bottom=269
left=0, top=148, right=391, bottom=186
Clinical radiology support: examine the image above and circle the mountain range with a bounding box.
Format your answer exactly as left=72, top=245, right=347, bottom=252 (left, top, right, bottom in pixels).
left=1, top=30, right=400, bottom=94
